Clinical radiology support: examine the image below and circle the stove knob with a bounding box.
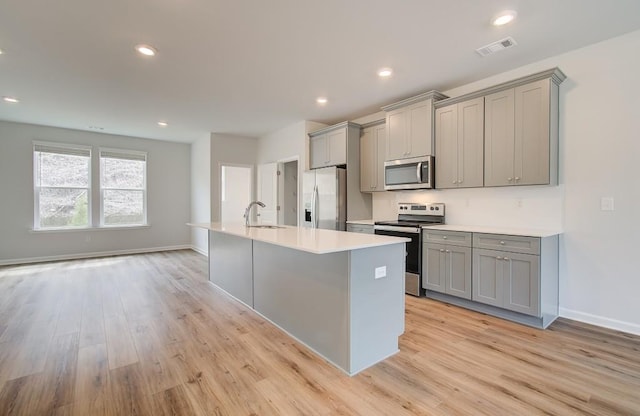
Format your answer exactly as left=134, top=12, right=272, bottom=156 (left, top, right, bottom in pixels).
left=435, top=206, right=440, bottom=211
left=430, top=206, right=434, bottom=211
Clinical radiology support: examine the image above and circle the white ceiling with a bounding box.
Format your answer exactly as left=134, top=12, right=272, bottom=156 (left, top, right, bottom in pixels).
left=1, top=0, right=640, bottom=143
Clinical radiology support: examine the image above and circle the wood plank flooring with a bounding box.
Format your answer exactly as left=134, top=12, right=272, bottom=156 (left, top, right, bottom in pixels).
left=0, top=250, right=638, bottom=415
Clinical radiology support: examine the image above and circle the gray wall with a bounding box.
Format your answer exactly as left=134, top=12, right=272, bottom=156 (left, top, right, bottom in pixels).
left=190, top=135, right=211, bottom=254
left=0, top=120, right=191, bottom=263
left=210, top=133, right=258, bottom=222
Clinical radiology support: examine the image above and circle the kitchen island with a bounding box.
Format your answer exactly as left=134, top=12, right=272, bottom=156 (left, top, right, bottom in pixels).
left=189, top=222, right=409, bottom=375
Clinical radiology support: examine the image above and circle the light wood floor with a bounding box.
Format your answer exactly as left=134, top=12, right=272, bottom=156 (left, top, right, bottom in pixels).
left=0, top=250, right=638, bottom=415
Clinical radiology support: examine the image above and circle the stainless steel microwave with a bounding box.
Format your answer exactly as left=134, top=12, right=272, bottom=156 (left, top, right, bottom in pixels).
left=384, top=155, right=434, bottom=190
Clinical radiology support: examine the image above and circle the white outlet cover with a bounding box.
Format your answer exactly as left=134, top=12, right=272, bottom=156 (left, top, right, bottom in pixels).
left=601, top=197, right=615, bottom=211
left=375, top=266, right=387, bottom=279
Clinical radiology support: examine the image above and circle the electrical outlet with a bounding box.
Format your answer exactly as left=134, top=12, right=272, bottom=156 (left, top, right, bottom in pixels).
left=601, top=197, right=615, bottom=211
left=375, top=266, right=387, bottom=279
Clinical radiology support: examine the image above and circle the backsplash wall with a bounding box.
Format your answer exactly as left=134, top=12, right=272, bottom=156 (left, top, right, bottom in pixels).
left=372, top=185, right=563, bottom=231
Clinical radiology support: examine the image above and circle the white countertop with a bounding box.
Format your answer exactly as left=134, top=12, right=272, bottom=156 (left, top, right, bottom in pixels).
left=346, top=219, right=375, bottom=225
left=423, top=224, right=561, bottom=238
left=189, top=222, right=409, bottom=254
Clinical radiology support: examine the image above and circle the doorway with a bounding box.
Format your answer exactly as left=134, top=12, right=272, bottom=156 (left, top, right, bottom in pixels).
left=220, top=164, right=252, bottom=223
left=278, top=159, right=298, bottom=226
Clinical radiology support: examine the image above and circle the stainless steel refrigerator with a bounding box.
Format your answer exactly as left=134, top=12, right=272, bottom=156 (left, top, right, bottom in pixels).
left=303, top=166, right=347, bottom=230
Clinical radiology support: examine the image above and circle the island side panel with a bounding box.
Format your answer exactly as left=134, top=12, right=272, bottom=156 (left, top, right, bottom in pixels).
left=252, top=240, right=350, bottom=372
left=348, top=242, right=405, bottom=374
left=209, top=230, right=254, bottom=308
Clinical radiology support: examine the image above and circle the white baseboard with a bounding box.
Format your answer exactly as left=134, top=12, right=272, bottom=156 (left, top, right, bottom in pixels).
left=559, top=307, right=640, bottom=336
left=0, top=245, right=192, bottom=266
left=190, top=245, right=208, bottom=256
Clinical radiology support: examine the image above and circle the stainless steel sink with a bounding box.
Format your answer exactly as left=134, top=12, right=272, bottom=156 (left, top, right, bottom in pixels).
left=247, top=225, right=284, bottom=229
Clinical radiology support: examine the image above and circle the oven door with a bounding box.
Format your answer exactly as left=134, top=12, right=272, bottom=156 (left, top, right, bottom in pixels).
left=374, top=225, right=423, bottom=296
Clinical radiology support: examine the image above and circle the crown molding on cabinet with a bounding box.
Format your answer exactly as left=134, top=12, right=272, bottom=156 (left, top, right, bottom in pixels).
left=359, top=119, right=385, bottom=129
left=381, top=90, right=449, bottom=112
left=434, top=67, right=566, bottom=109
left=308, top=121, right=362, bottom=137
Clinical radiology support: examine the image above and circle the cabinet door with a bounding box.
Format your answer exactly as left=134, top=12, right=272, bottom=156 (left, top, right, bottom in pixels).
left=360, top=127, right=374, bottom=192
left=386, top=109, right=408, bottom=160
left=435, top=104, right=458, bottom=189
left=514, top=80, right=550, bottom=185
left=310, top=134, right=327, bottom=169
left=502, top=252, right=540, bottom=316
left=374, top=123, right=386, bottom=191
left=446, top=246, right=472, bottom=300
left=408, top=101, right=431, bottom=157
left=472, top=248, right=503, bottom=307
left=327, top=128, right=347, bottom=166
left=484, top=89, right=515, bottom=186
left=457, top=97, right=484, bottom=188
left=422, top=243, right=446, bottom=294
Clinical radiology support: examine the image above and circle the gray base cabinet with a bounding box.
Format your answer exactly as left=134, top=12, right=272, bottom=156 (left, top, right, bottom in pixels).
left=423, top=230, right=472, bottom=300
left=473, top=248, right=540, bottom=316
left=423, top=229, right=559, bottom=329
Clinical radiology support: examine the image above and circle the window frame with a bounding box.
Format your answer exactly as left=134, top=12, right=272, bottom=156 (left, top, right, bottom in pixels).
left=99, top=147, right=148, bottom=227
left=33, top=141, right=93, bottom=230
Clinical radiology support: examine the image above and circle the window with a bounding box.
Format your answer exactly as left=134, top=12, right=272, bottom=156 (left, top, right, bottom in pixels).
left=33, top=142, right=91, bottom=229
left=100, top=149, right=147, bottom=226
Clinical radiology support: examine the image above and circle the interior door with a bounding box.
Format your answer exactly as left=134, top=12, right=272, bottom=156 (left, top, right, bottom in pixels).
left=257, top=163, right=278, bottom=224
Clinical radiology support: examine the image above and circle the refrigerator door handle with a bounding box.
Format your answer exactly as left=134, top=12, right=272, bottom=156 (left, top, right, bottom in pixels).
left=314, top=185, right=319, bottom=228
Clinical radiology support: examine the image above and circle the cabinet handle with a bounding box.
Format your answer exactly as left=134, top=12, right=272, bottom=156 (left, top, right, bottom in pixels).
left=496, top=256, right=503, bottom=260
left=452, top=180, right=457, bottom=184
left=515, top=177, right=520, bottom=181
left=440, top=249, right=444, bottom=252
left=500, top=241, right=505, bottom=245
left=508, top=177, right=513, bottom=182
left=504, top=257, right=510, bottom=261
left=443, top=236, right=447, bottom=240
left=445, top=250, right=450, bottom=253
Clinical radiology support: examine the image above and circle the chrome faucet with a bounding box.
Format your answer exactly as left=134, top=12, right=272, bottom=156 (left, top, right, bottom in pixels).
left=244, top=201, right=266, bottom=226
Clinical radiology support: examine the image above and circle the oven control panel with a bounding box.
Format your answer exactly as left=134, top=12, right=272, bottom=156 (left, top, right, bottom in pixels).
left=397, top=203, right=445, bottom=216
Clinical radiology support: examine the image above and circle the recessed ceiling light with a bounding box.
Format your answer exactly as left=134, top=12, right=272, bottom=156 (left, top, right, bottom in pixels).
left=135, top=44, right=157, bottom=57
left=0, top=49, right=4, bottom=55
left=492, top=10, right=517, bottom=26
left=378, top=68, right=393, bottom=78
left=316, top=97, right=328, bottom=105
left=158, top=121, right=168, bottom=127
left=3, top=96, right=19, bottom=103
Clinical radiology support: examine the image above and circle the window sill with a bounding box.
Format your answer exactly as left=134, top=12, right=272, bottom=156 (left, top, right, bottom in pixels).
left=30, top=224, right=150, bottom=233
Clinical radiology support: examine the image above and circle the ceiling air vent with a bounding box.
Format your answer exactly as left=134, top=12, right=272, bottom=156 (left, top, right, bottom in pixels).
left=476, top=37, right=517, bottom=57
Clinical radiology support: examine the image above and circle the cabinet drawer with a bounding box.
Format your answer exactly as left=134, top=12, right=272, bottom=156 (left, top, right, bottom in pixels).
left=423, top=230, right=472, bottom=247
left=347, top=224, right=374, bottom=234
left=473, top=233, right=540, bottom=255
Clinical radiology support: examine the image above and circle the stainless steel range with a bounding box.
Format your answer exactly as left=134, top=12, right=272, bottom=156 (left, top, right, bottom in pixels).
left=374, top=203, right=445, bottom=296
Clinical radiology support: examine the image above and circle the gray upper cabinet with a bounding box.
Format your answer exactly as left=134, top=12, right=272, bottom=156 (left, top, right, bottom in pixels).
left=485, top=76, right=560, bottom=186
left=435, top=97, right=484, bottom=189
left=309, top=127, right=347, bottom=169
left=434, top=68, right=565, bottom=189
left=382, top=91, right=448, bottom=161
left=360, top=121, right=386, bottom=192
